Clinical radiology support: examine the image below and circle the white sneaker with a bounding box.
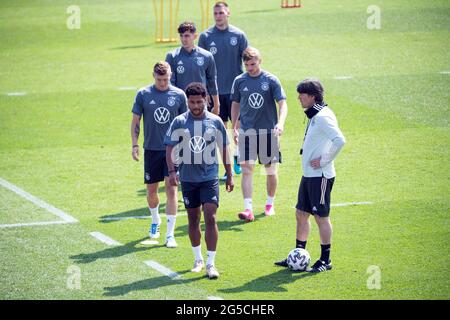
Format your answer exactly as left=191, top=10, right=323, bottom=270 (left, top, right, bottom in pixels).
left=206, top=264, right=219, bottom=279
left=165, top=236, right=178, bottom=248
left=149, top=223, right=160, bottom=239
left=191, top=260, right=204, bottom=273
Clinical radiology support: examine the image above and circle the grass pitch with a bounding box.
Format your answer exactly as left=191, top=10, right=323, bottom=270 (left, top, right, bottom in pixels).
left=0, top=0, right=449, bottom=299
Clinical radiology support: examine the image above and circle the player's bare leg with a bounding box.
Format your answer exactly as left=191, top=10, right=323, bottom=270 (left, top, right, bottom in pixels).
left=203, top=203, right=218, bottom=251
left=164, top=177, right=178, bottom=247
left=188, top=206, right=204, bottom=272
left=204, top=203, right=219, bottom=279
left=238, top=162, right=255, bottom=222
left=296, top=210, right=310, bottom=241
left=314, top=215, right=332, bottom=245
left=147, top=182, right=161, bottom=239
left=264, top=163, right=277, bottom=216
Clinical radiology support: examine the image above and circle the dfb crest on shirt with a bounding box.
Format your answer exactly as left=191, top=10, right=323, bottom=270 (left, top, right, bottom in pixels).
left=210, top=47, right=217, bottom=55
left=196, top=56, right=205, bottom=66
left=189, top=136, right=206, bottom=153
left=167, top=96, right=176, bottom=107
left=154, top=107, right=170, bottom=124
left=230, top=37, right=238, bottom=46
left=248, top=93, right=265, bottom=109
left=261, top=82, right=270, bottom=91
left=177, top=65, right=185, bottom=74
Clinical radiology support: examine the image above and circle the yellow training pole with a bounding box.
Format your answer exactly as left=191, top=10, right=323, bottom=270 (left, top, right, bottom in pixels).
left=159, top=0, right=164, bottom=41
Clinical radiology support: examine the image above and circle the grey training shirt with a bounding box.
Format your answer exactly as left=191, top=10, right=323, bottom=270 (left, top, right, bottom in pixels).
left=164, top=111, right=228, bottom=183
left=132, top=84, right=187, bottom=151
left=231, top=70, right=286, bottom=131
left=198, top=25, right=248, bottom=94
left=165, top=46, right=218, bottom=95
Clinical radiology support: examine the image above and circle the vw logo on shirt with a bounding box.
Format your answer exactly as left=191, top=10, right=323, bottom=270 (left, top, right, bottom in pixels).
left=177, top=65, right=185, bottom=74
left=189, top=136, right=206, bottom=153
left=248, top=93, right=265, bottom=109
left=154, top=107, right=170, bottom=124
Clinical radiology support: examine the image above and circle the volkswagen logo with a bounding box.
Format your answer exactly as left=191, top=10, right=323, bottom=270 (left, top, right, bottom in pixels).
left=154, top=107, right=170, bottom=124
left=248, top=93, right=264, bottom=109
left=189, top=136, right=206, bottom=153
left=177, top=65, right=185, bottom=74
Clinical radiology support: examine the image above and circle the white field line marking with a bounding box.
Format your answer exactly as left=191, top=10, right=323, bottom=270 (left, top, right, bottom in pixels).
left=439, top=71, right=450, bottom=75
left=333, top=76, right=353, bottom=80
left=0, top=177, right=78, bottom=224
left=118, top=86, right=136, bottom=91
left=0, top=220, right=70, bottom=229
left=101, top=213, right=187, bottom=221
left=331, top=201, right=374, bottom=207
left=6, top=92, right=26, bottom=96
left=291, top=201, right=374, bottom=209
left=144, top=260, right=181, bottom=279
left=208, top=296, right=224, bottom=300
left=89, top=232, right=122, bottom=246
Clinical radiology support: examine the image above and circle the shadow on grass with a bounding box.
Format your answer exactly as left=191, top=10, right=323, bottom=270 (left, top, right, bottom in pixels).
left=218, top=269, right=318, bottom=293
left=103, top=270, right=203, bottom=297
left=70, top=237, right=161, bottom=264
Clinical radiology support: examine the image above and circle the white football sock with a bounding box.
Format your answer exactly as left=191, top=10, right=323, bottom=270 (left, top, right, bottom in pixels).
left=244, top=198, right=253, bottom=211
left=266, top=196, right=275, bottom=206
left=192, top=245, right=203, bottom=261
left=206, top=251, right=216, bottom=266
left=149, top=206, right=161, bottom=225
left=166, top=215, right=176, bottom=238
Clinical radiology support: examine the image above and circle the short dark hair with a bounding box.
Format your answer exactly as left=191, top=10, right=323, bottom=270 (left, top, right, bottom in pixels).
left=153, top=61, right=171, bottom=75
left=185, top=82, right=207, bottom=98
left=178, top=21, right=196, bottom=34
left=296, top=78, right=324, bottom=103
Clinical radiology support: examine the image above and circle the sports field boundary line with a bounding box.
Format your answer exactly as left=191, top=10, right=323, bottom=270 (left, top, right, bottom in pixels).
left=0, top=177, right=78, bottom=228
left=144, top=260, right=181, bottom=279
left=0, top=220, right=71, bottom=229
left=90, top=231, right=122, bottom=246
left=331, top=201, right=374, bottom=207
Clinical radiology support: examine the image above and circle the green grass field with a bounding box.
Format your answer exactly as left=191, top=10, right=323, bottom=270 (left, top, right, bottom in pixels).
left=0, top=0, right=449, bottom=300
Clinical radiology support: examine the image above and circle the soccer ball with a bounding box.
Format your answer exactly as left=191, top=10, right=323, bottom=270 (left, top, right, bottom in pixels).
left=287, top=248, right=311, bottom=271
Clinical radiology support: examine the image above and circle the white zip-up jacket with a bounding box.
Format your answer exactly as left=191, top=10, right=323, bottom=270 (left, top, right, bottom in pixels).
left=301, top=105, right=346, bottom=179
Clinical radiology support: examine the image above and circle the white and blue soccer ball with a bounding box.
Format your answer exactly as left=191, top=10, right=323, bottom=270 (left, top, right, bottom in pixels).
left=287, top=248, right=311, bottom=271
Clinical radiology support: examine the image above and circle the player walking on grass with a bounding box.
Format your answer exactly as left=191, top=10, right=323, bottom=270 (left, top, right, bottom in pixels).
left=166, top=21, right=220, bottom=116
left=230, top=47, right=288, bottom=222
left=274, top=78, right=346, bottom=273
left=198, top=1, right=249, bottom=178
left=131, top=61, right=187, bottom=248
left=165, top=82, right=234, bottom=279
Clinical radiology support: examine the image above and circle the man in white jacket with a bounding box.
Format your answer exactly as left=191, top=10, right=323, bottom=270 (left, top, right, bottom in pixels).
left=275, top=78, right=346, bottom=273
